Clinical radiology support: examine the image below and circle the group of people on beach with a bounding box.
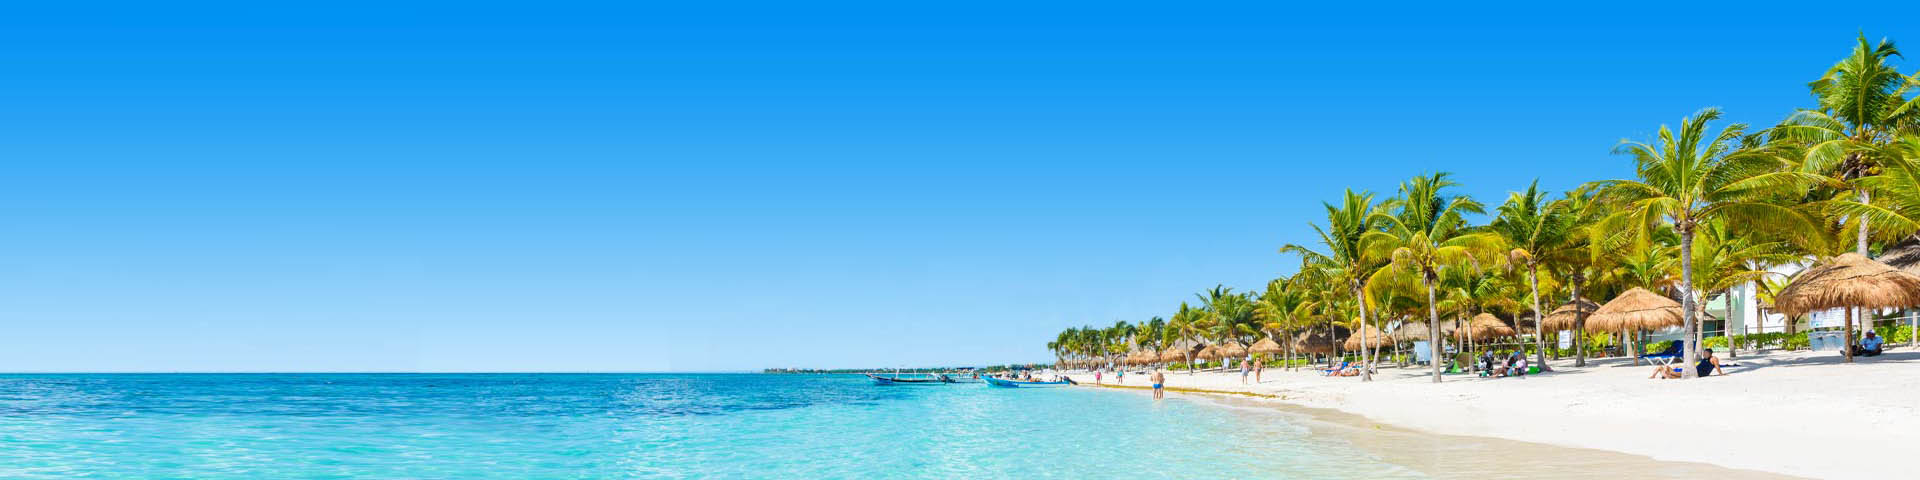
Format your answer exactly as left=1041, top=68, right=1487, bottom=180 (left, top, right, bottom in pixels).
left=1476, top=350, right=1531, bottom=378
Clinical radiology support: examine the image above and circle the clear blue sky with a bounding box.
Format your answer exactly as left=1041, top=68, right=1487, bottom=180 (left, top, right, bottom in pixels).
left=2, top=2, right=1916, bottom=371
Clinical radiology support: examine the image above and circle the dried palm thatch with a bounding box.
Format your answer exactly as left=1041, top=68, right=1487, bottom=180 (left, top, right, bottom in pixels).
left=1586, top=287, right=1684, bottom=333
left=1249, top=337, right=1284, bottom=354
left=1157, top=341, right=1202, bottom=363
left=1218, top=342, right=1248, bottom=358
left=1539, top=298, right=1601, bottom=332
left=1390, top=322, right=1453, bottom=341
left=1343, top=324, right=1389, bottom=350
left=1293, top=331, right=1337, bottom=354
left=1197, top=345, right=1224, bottom=360
left=1453, top=313, right=1517, bottom=340
left=1773, top=253, right=1920, bottom=316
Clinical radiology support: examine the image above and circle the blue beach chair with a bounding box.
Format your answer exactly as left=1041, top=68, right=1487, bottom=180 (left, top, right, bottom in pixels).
left=1639, top=340, right=1685, bottom=367
left=1321, top=361, right=1351, bottom=376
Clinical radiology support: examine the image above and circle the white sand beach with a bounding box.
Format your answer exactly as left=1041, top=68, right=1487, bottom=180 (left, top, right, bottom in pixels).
left=1066, top=347, right=1920, bottom=480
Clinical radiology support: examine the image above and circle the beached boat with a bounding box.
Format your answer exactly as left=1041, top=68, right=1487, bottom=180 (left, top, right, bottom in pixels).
left=982, top=376, right=1075, bottom=388
left=865, top=373, right=953, bottom=385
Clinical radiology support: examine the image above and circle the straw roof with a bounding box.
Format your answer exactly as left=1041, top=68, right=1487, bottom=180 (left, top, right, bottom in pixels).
left=1197, top=344, right=1223, bottom=360
left=1586, top=287, right=1684, bottom=333
left=1774, top=253, right=1920, bottom=317
left=1249, top=337, right=1284, bottom=354
left=1293, top=331, right=1337, bottom=354
left=1539, top=298, right=1600, bottom=332
left=1391, top=322, right=1454, bottom=341
left=1218, top=342, right=1248, bottom=358
left=1157, top=341, right=1202, bottom=362
left=1343, top=324, right=1389, bottom=350
left=1453, top=313, right=1517, bottom=340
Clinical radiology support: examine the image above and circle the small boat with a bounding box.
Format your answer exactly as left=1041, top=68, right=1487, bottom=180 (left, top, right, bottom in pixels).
left=982, top=376, right=1075, bottom=388
left=866, top=373, right=953, bottom=385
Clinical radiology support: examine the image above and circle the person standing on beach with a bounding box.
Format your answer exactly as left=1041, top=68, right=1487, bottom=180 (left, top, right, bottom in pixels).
left=1254, top=358, right=1264, bottom=384
left=1150, top=368, right=1165, bottom=399
left=1239, top=359, right=1250, bottom=385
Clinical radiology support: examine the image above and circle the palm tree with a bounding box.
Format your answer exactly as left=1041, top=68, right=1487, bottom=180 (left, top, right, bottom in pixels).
left=1255, top=278, right=1314, bottom=370
left=1140, top=316, right=1168, bottom=359
left=1491, top=180, right=1580, bottom=370
left=1832, top=135, right=1920, bottom=240
left=1547, top=186, right=1606, bottom=366
left=1593, top=108, right=1826, bottom=377
left=1281, top=189, right=1387, bottom=380
left=1774, top=33, right=1918, bottom=255
left=1684, top=220, right=1798, bottom=357
left=1364, top=172, right=1504, bottom=383
left=1167, top=303, right=1207, bottom=374
left=1197, top=286, right=1259, bottom=371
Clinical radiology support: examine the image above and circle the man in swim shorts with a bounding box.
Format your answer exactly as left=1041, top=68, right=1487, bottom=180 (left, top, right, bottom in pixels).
left=1150, top=368, right=1165, bottom=399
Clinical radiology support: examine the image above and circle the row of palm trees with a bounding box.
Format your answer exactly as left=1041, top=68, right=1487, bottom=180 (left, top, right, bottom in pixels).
left=1047, top=33, right=1920, bottom=382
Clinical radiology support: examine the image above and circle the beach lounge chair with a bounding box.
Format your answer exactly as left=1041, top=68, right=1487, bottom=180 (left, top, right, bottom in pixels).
left=1321, top=361, right=1350, bottom=376
left=1639, top=340, right=1685, bottom=367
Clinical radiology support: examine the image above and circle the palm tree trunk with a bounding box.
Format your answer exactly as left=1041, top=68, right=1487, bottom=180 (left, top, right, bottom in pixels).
left=1627, top=331, right=1638, bottom=365
left=1424, top=274, right=1443, bottom=383
left=1573, top=275, right=1588, bottom=367
left=1328, top=322, right=1339, bottom=369
left=1694, top=294, right=1709, bottom=358
left=1859, top=188, right=1871, bottom=256
left=1679, top=226, right=1700, bottom=378
left=1285, top=333, right=1295, bottom=371
left=1844, top=307, right=1855, bottom=363
left=1528, top=263, right=1549, bottom=371
left=1354, top=284, right=1374, bottom=382
left=1725, top=291, right=1738, bottom=358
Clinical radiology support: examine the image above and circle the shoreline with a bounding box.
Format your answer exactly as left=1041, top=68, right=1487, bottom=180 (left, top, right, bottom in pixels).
left=1063, top=348, right=1920, bottom=480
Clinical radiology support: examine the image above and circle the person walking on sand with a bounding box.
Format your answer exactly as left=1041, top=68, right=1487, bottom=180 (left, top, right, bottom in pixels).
left=1150, top=368, right=1165, bottom=399
left=1239, top=358, right=1250, bottom=385
left=1254, top=358, right=1264, bottom=384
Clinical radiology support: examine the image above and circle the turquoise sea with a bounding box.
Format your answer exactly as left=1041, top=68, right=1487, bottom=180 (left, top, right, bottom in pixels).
left=0, top=373, right=1443, bottom=478
left=0, top=373, right=1786, bottom=479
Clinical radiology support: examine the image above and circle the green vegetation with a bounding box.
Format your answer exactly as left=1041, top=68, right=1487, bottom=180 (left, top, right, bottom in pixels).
left=1046, top=33, right=1920, bottom=381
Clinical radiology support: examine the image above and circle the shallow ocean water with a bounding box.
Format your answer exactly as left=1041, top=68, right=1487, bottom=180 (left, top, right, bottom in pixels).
left=0, top=373, right=1429, bottom=478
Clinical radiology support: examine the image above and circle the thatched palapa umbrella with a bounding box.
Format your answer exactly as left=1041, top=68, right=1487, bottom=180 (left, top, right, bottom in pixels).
left=1774, top=253, right=1920, bottom=362
left=1293, top=331, right=1336, bottom=355
left=1219, top=342, right=1248, bottom=359
left=1587, top=287, right=1687, bottom=364
left=1454, top=313, right=1517, bottom=340
left=1586, top=287, right=1685, bottom=333
left=1249, top=338, right=1284, bottom=355
left=1540, top=299, right=1601, bottom=332
left=1344, top=324, right=1388, bottom=350
left=1391, top=321, right=1454, bottom=341
left=1197, top=345, right=1223, bottom=360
